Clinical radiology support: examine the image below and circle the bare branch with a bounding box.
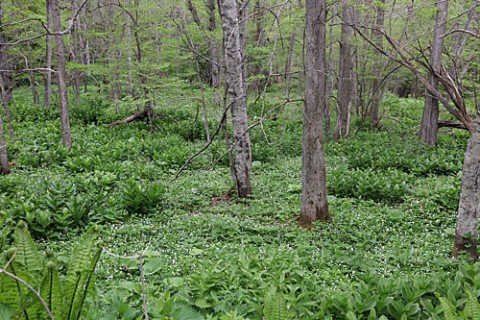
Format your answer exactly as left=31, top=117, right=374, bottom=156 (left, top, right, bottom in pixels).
left=0, top=267, right=56, bottom=320
left=442, top=29, right=480, bottom=39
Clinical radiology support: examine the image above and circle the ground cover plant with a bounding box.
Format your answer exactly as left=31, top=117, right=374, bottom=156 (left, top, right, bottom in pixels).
left=0, top=87, right=479, bottom=319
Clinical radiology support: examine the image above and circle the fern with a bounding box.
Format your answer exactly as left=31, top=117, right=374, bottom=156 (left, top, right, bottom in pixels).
left=0, top=250, right=22, bottom=311
left=41, top=260, right=64, bottom=320
left=438, top=296, right=457, bottom=320
left=2, top=225, right=45, bottom=319
left=13, top=222, right=44, bottom=275
left=64, top=226, right=102, bottom=320
left=263, top=287, right=288, bottom=320
left=464, top=284, right=480, bottom=319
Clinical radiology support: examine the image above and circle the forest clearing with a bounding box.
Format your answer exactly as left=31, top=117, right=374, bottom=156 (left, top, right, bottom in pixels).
left=1, top=0, right=480, bottom=319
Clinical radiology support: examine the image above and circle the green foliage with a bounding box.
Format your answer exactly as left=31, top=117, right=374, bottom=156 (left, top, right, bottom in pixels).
left=0, top=223, right=102, bottom=319
left=1, top=88, right=473, bottom=319
left=121, top=179, right=166, bottom=215
left=263, top=287, right=288, bottom=320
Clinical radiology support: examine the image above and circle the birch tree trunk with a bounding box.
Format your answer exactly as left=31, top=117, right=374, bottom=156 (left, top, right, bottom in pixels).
left=300, top=0, right=331, bottom=227
left=52, top=0, right=73, bottom=148
left=419, top=0, right=448, bottom=145
left=219, top=0, right=252, bottom=199
left=334, top=4, right=354, bottom=141
left=453, top=113, right=480, bottom=261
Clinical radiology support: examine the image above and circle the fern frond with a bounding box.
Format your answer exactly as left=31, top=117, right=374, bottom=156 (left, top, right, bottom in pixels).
left=71, top=247, right=102, bottom=320
left=64, top=226, right=101, bottom=320
left=464, top=284, right=480, bottom=320
left=438, top=296, right=457, bottom=320
left=41, top=261, right=64, bottom=320
left=13, top=222, right=43, bottom=275
left=0, top=252, right=21, bottom=311
left=263, top=287, right=288, bottom=320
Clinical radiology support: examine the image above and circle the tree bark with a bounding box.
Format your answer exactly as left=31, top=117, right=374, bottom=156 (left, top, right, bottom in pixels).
left=52, top=0, right=73, bottom=148
left=25, top=31, right=39, bottom=105
left=453, top=114, right=480, bottom=261
left=44, top=0, right=53, bottom=108
left=369, top=0, right=385, bottom=128
left=419, top=0, right=448, bottom=145
left=219, top=0, right=252, bottom=199
left=0, top=2, right=13, bottom=106
left=207, top=0, right=220, bottom=89
left=334, top=4, right=354, bottom=141
left=300, top=0, right=331, bottom=228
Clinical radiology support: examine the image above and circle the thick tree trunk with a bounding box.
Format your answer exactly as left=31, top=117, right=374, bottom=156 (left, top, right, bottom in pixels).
left=52, top=0, right=73, bottom=148
left=44, top=0, right=53, bottom=108
left=369, top=0, right=385, bottom=128
left=219, top=0, right=252, bottom=199
left=300, top=0, right=331, bottom=228
left=0, top=109, right=9, bottom=175
left=453, top=114, right=480, bottom=261
left=334, top=5, right=354, bottom=141
left=419, top=0, right=448, bottom=145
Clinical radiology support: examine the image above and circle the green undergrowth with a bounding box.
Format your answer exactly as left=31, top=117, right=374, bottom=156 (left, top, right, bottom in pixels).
left=0, top=88, right=476, bottom=319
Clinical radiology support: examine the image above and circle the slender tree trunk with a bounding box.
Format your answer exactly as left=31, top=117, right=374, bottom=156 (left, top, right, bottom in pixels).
left=44, top=0, right=53, bottom=108
left=369, top=0, right=385, bottom=128
left=125, top=0, right=135, bottom=97
left=82, top=17, right=90, bottom=92
left=238, top=0, right=248, bottom=92
left=208, top=0, right=220, bottom=90
left=0, top=2, right=13, bottom=106
left=300, top=0, right=331, bottom=228
left=0, top=109, right=9, bottom=175
left=325, top=16, right=336, bottom=141
left=419, top=0, right=448, bottom=145
left=71, top=0, right=81, bottom=105
left=334, top=5, right=354, bottom=141
left=219, top=0, right=252, bottom=199
left=25, top=30, right=39, bottom=105
left=453, top=113, right=480, bottom=261
left=285, top=32, right=296, bottom=98
left=52, top=0, right=73, bottom=148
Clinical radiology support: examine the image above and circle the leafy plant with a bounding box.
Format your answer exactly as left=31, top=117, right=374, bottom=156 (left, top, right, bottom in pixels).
left=0, top=222, right=102, bottom=319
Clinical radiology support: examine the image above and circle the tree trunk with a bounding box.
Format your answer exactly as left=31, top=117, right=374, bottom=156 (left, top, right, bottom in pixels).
left=285, top=32, right=296, bottom=98
left=44, top=0, right=53, bottom=108
left=0, top=2, right=13, bottom=106
left=25, top=32, right=39, bottom=105
left=0, top=109, right=9, bottom=175
left=334, top=5, right=354, bottom=141
left=419, top=0, right=448, bottom=145
left=52, top=0, right=73, bottom=148
left=369, top=0, right=385, bottom=128
left=207, top=0, right=220, bottom=89
left=219, top=0, right=252, bottom=199
left=300, top=0, right=331, bottom=228
left=71, top=0, right=82, bottom=106
left=453, top=114, right=480, bottom=261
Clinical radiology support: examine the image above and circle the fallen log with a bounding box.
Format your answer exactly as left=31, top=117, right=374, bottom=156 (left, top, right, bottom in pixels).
left=108, top=110, right=148, bottom=127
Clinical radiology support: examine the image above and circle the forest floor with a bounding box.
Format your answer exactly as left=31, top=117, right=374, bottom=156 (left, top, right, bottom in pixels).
left=1, top=85, right=477, bottom=319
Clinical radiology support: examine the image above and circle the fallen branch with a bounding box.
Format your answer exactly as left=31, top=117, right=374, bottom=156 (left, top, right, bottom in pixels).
left=108, top=110, right=148, bottom=127
left=438, top=120, right=468, bottom=130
